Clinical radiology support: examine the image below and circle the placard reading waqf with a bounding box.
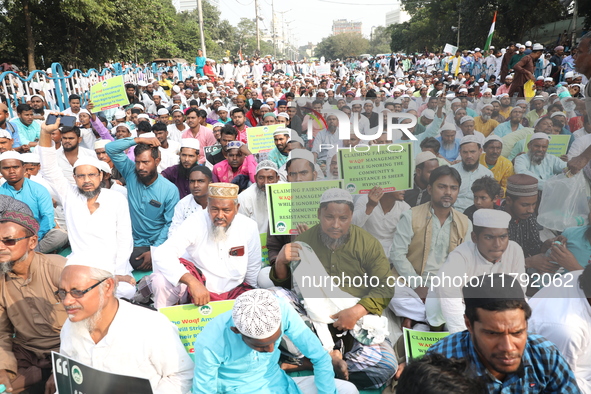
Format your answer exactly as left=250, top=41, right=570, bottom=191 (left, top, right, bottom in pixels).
left=90, top=75, right=130, bottom=112
left=337, top=143, right=414, bottom=195
left=266, top=180, right=343, bottom=236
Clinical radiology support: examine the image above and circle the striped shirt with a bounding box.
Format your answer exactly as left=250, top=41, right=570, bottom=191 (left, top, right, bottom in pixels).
left=428, top=331, right=582, bottom=394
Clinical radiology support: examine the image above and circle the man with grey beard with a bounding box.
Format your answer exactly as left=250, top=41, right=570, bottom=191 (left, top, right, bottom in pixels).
left=39, top=120, right=136, bottom=299
left=150, top=183, right=261, bottom=308
left=514, top=132, right=567, bottom=191
left=53, top=258, right=193, bottom=394
left=473, top=104, right=499, bottom=137
left=0, top=210, right=67, bottom=393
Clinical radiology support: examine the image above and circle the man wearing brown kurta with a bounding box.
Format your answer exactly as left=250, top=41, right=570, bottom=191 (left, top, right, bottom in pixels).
left=0, top=210, right=67, bottom=393
left=508, top=44, right=545, bottom=98
left=500, top=44, right=516, bottom=83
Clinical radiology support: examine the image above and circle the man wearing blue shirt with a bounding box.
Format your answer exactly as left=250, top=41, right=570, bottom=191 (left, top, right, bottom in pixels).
left=193, top=289, right=358, bottom=394
left=106, top=136, right=179, bottom=271
left=10, top=104, right=39, bottom=148
left=428, top=274, right=581, bottom=394
left=0, top=151, right=68, bottom=252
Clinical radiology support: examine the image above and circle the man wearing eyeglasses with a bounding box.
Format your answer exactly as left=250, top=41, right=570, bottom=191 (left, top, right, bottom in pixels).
left=0, top=210, right=67, bottom=393
left=50, top=258, right=193, bottom=394
left=0, top=151, right=69, bottom=253
left=38, top=120, right=136, bottom=299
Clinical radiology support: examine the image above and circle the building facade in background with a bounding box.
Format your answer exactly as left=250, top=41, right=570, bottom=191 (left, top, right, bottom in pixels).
left=385, top=0, right=410, bottom=26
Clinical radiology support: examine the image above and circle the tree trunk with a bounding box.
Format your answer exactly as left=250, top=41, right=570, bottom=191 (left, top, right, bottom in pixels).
left=23, top=0, right=36, bottom=71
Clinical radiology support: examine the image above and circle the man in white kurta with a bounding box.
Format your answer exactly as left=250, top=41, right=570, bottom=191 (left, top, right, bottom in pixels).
left=514, top=132, right=568, bottom=191
left=238, top=160, right=279, bottom=234
left=38, top=124, right=135, bottom=298
left=451, top=135, right=494, bottom=212
left=58, top=260, right=193, bottom=394
left=529, top=268, right=591, bottom=394
left=425, top=209, right=526, bottom=333
left=150, top=183, right=261, bottom=309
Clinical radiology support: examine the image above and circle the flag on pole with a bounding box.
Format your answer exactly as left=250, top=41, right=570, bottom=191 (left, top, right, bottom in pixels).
left=484, top=11, right=497, bottom=51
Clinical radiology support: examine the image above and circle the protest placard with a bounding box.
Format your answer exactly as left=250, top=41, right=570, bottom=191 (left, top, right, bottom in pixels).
left=315, top=64, right=331, bottom=75
left=337, top=143, right=414, bottom=195
left=443, top=43, right=458, bottom=54
left=246, top=124, right=281, bottom=154
left=159, top=300, right=235, bottom=359
left=266, top=180, right=343, bottom=235
left=403, top=328, right=450, bottom=362
left=89, top=75, right=130, bottom=112
left=52, top=352, right=153, bottom=394
left=523, top=134, right=570, bottom=157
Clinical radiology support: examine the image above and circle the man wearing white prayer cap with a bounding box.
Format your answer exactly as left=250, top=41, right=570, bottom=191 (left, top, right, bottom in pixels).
left=451, top=135, right=494, bottom=212
left=268, top=127, right=292, bottom=168
left=38, top=122, right=135, bottom=295
left=270, top=188, right=397, bottom=389
left=404, top=151, right=439, bottom=208
left=238, top=160, right=279, bottom=235
left=473, top=103, right=499, bottom=137
left=425, top=208, right=526, bottom=333
left=56, top=256, right=194, bottom=394
left=193, top=289, right=359, bottom=393
left=161, top=137, right=200, bottom=199
left=525, top=95, right=547, bottom=127
left=514, top=132, right=567, bottom=190
left=480, top=134, right=514, bottom=194
left=0, top=150, right=69, bottom=253
left=459, top=115, right=485, bottom=145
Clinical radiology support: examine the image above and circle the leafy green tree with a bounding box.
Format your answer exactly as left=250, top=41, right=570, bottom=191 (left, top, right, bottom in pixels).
left=315, top=33, right=369, bottom=60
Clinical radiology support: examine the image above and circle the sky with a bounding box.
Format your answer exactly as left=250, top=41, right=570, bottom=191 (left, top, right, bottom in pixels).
left=217, top=0, right=398, bottom=48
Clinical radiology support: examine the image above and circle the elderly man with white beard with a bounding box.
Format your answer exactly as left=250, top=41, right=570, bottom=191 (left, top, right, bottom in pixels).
left=52, top=257, right=193, bottom=394
left=514, top=133, right=567, bottom=191
left=149, top=183, right=261, bottom=308
left=473, top=104, right=499, bottom=137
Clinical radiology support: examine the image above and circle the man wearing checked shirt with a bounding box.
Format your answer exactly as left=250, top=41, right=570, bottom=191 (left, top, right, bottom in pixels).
left=428, top=273, right=581, bottom=393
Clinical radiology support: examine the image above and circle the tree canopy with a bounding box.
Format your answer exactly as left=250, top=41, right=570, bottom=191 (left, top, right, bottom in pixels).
left=390, top=0, right=575, bottom=54
left=315, top=33, right=370, bottom=60
left=0, top=0, right=272, bottom=70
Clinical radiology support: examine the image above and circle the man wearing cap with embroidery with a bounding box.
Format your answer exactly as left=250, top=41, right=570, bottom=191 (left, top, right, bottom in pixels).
left=271, top=188, right=397, bottom=389
left=55, top=256, right=193, bottom=394
left=480, top=135, right=514, bottom=195
left=267, top=127, right=291, bottom=168
left=181, top=108, right=216, bottom=164
left=39, top=120, right=135, bottom=298
left=169, top=166, right=212, bottom=236
left=150, top=182, right=261, bottom=308
left=0, top=150, right=69, bottom=253
left=428, top=273, right=581, bottom=393
left=161, top=138, right=200, bottom=199
left=212, top=141, right=256, bottom=184
left=105, top=134, right=179, bottom=271
left=0, top=210, right=67, bottom=393
left=404, top=151, right=439, bottom=208
left=514, top=132, right=567, bottom=190
left=193, top=289, right=358, bottom=394
left=502, top=174, right=566, bottom=276
left=451, top=135, right=494, bottom=212
left=426, top=209, right=526, bottom=333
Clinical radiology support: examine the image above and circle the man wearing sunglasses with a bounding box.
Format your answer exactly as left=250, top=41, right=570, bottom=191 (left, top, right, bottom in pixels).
left=48, top=257, right=193, bottom=394
left=0, top=210, right=67, bottom=393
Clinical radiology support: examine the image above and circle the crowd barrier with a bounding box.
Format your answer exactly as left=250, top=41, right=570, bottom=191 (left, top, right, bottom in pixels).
left=0, top=62, right=196, bottom=116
